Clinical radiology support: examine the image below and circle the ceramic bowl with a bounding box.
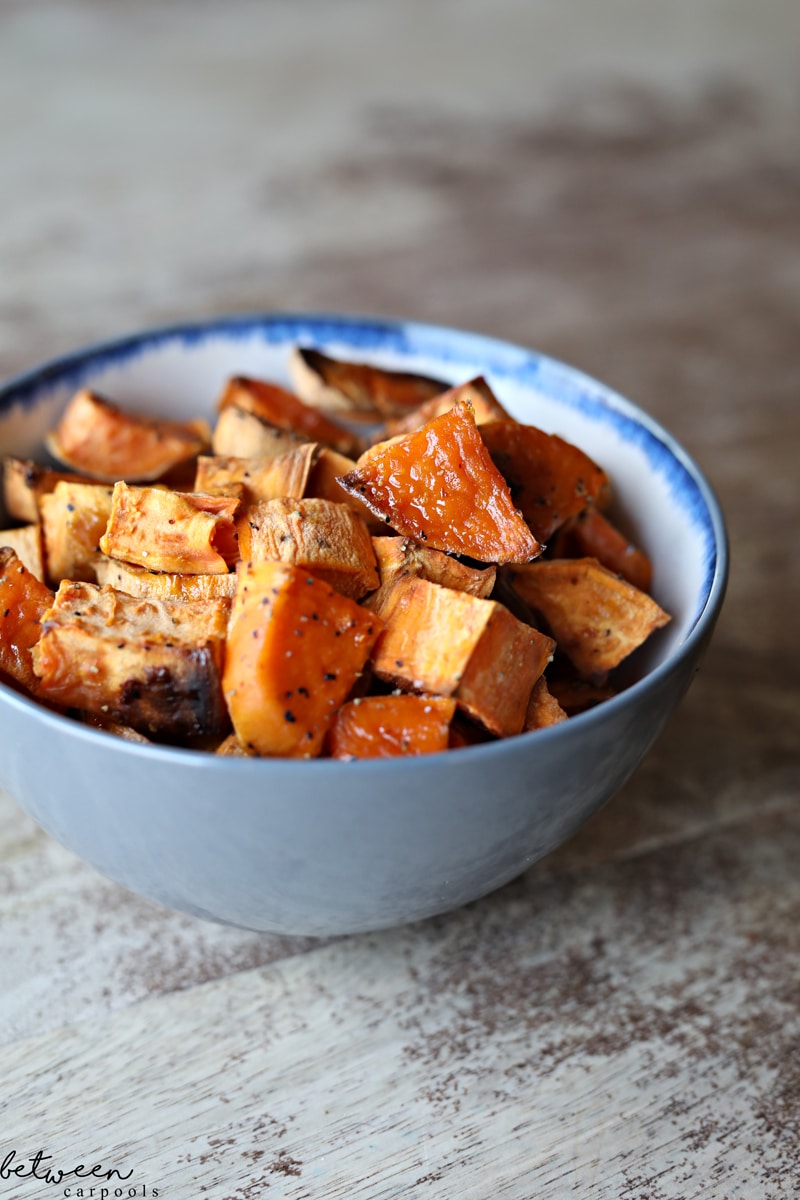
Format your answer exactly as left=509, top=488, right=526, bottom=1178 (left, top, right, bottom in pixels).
left=0, top=314, right=727, bottom=935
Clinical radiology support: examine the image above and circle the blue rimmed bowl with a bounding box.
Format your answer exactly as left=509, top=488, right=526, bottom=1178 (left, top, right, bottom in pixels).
left=0, top=314, right=727, bottom=934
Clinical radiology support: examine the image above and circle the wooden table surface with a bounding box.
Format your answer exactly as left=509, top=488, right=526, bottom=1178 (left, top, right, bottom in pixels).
left=1, top=4, right=798, bottom=1197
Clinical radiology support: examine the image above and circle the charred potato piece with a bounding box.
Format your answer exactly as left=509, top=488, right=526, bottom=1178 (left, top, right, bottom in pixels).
left=290, top=347, right=448, bottom=421
left=32, top=582, right=230, bottom=740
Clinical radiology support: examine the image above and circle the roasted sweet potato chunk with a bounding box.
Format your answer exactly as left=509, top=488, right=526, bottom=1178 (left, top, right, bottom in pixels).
left=289, top=347, right=448, bottom=420
left=46, top=389, right=210, bottom=483
left=370, top=575, right=555, bottom=737
left=0, top=547, right=53, bottom=694
left=219, top=376, right=362, bottom=458
left=385, top=376, right=511, bottom=438
left=326, top=694, right=457, bottom=759
left=236, top=498, right=378, bottom=600
left=0, top=524, right=44, bottom=581
left=212, top=404, right=303, bottom=459
left=194, top=446, right=316, bottom=504
left=40, top=481, right=115, bottom=585
left=368, top=536, right=496, bottom=610
left=549, top=506, right=653, bottom=593
left=304, top=446, right=386, bottom=533
left=32, top=582, right=230, bottom=740
left=508, top=557, right=670, bottom=679
left=223, top=561, right=383, bottom=757
left=338, top=401, right=541, bottom=565
left=479, top=420, right=610, bottom=543
left=3, top=458, right=93, bottom=524
left=94, top=558, right=238, bottom=602
left=100, top=483, right=240, bottom=575
left=523, top=676, right=568, bottom=731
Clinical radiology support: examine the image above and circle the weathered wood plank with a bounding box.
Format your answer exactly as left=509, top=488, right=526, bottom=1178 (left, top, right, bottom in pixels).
left=2, top=809, right=798, bottom=1199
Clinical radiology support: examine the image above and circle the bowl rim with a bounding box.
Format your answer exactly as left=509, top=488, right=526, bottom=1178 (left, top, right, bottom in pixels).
left=0, top=310, right=729, bottom=773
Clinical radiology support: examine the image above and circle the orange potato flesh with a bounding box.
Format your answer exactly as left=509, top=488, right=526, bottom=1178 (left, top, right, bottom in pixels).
left=223, top=561, right=383, bottom=758
left=40, top=481, right=115, bottom=585
left=370, top=575, right=555, bottom=737
left=218, top=376, right=362, bottom=458
left=479, top=420, right=610, bottom=543
left=549, top=506, right=653, bottom=593
left=0, top=547, right=54, bottom=694
left=46, top=389, right=210, bottom=483
left=235, top=498, right=379, bottom=600
left=100, top=483, right=240, bottom=575
left=326, top=694, right=457, bottom=759
left=385, top=376, right=511, bottom=438
left=289, top=347, right=448, bottom=420
left=508, top=557, right=670, bottom=679
left=194, top=446, right=316, bottom=504
left=32, top=582, right=230, bottom=739
left=338, top=401, right=541, bottom=565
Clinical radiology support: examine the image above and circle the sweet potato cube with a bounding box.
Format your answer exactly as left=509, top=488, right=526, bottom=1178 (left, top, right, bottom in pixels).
left=338, top=401, right=541, bottom=565
left=236, top=498, right=378, bottom=600
left=3, top=458, right=93, bottom=524
left=46, top=389, right=210, bottom=483
left=218, top=376, right=362, bottom=458
left=523, top=676, right=568, bottom=731
left=385, top=376, right=511, bottom=437
left=289, top=347, right=448, bottom=420
left=370, top=575, right=555, bottom=736
left=549, top=506, right=653, bottom=593
left=212, top=404, right=303, bottom=459
left=305, top=446, right=386, bottom=533
left=509, top=557, right=670, bottom=678
left=479, top=421, right=610, bottom=543
left=326, top=694, right=457, bottom=759
left=40, top=481, right=115, bottom=585
left=0, top=524, right=44, bottom=581
left=223, top=561, right=383, bottom=758
left=100, top=483, right=240, bottom=575
left=0, top=547, right=53, bottom=694
left=94, top=558, right=238, bottom=603
left=32, top=582, right=230, bottom=740
left=194, top=445, right=316, bottom=504
left=367, top=536, right=496, bottom=612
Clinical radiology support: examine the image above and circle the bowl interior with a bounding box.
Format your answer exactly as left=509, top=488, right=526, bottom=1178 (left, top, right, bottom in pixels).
left=0, top=314, right=721, bottom=685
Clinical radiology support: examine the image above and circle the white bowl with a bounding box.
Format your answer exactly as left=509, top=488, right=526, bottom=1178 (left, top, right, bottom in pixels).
left=0, top=314, right=728, bottom=934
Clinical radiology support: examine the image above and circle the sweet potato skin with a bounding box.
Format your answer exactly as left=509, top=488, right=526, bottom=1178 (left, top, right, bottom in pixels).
left=338, top=402, right=541, bottom=565
left=223, top=561, right=383, bottom=758
left=0, top=547, right=53, bottom=694
left=326, top=695, right=456, bottom=759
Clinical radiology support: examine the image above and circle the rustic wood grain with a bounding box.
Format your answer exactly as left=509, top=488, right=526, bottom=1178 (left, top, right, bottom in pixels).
left=1, top=2, right=799, bottom=1197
